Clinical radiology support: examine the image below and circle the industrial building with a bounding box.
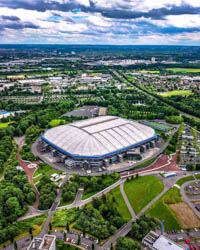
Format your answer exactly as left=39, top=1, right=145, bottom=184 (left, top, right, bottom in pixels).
left=38, top=116, right=158, bottom=168
left=142, top=231, right=186, bottom=250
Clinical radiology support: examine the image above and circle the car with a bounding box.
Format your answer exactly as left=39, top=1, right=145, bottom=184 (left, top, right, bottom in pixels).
left=68, top=238, right=72, bottom=243
left=94, top=239, right=99, bottom=244
left=86, top=235, right=89, bottom=239
left=190, top=246, right=194, bottom=250
left=194, top=228, right=198, bottom=232
left=194, top=246, right=198, bottom=250
left=98, top=168, right=102, bottom=172
left=87, top=170, right=91, bottom=174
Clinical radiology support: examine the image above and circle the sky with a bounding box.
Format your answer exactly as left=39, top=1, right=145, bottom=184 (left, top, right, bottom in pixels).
left=0, top=0, right=200, bottom=45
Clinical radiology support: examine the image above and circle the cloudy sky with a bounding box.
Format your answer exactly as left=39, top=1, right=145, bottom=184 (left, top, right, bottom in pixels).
left=0, top=0, right=200, bottom=45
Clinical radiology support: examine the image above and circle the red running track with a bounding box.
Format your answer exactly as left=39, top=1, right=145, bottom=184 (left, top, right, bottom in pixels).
left=16, top=138, right=39, bottom=209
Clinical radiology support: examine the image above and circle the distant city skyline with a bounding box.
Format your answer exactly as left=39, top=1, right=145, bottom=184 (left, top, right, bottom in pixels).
left=0, top=0, right=200, bottom=45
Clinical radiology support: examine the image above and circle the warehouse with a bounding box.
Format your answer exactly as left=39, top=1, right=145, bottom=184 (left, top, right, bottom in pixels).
left=38, top=116, right=157, bottom=168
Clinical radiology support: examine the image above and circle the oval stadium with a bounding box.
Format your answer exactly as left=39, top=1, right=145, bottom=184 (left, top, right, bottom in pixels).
left=38, top=116, right=158, bottom=168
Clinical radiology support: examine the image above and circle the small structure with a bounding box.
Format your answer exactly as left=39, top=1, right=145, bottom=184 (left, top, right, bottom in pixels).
left=27, top=234, right=56, bottom=250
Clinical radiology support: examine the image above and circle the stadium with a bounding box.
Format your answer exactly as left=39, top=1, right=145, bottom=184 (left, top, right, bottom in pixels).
left=38, top=116, right=158, bottom=168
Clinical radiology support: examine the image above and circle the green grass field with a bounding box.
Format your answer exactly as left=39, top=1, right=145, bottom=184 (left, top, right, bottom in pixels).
left=146, top=187, right=181, bottom=231
left=159, top=90, right=192, bottom=97
left=124, top=176, right=164, bottom=215
left=167, top=68, right=200, bottom=73
left=176, top=175, right=194, bottom=186
left=33, top=163, right=63, bottom=183
left=139, top=70, right=160, bottom=74
left=51, top=208, right=79, bottom=228
left=49, top=119, right=66, bottom=127
left=109, top=185, right=132, bottom=221
left=149, top=121, right=172, bottom=130
left=0, top=122, right=9, bottom=128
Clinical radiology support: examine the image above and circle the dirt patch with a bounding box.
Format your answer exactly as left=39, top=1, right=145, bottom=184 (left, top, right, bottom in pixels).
left=170, top=202, right=200, bottom=228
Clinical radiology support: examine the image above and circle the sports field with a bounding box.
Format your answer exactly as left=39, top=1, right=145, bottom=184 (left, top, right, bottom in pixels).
left=167, top=68, right=200, bottom=73
left=159, top=90, right=192, bottom=97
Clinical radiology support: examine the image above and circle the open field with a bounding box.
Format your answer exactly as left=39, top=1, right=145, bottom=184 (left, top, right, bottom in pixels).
left=0, top=122, right=9, bottom=128
left=170, top=202, right=200, bottom=228
left=146, top=187, right=181, bottom=231
left=124, top=176, right=164, bottom=215
left=109, top=185, right=132, bottom=221
left=139, top=70, right=160, bottom=74
left=159, top=90, right=192, bottom=97
left=167, top=68, right=200, bottom=73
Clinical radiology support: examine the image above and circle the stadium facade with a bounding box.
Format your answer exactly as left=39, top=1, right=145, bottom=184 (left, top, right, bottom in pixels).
left=38, top=116, right=158, bottom=168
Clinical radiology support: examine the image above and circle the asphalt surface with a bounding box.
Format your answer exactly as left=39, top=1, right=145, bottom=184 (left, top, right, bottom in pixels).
left=120, top=182, right=136, bottom=220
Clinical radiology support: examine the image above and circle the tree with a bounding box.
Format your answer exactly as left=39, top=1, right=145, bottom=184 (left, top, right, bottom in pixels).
left=64, top=232, right=66, bottom=242
left=66, top=223, right=69, bottom=232
left=116, top=236, right=141, bottom=250
left=29, top=227, right=32, bottom=236
left=49, top=222, right=52, bottom=231
left=14, top=241, right=18, bottom=250
left=78, top=234, right=81, bottom=245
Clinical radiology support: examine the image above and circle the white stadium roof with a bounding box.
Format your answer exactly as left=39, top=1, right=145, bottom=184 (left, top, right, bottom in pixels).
left=41, top=116, right=156, bottom=159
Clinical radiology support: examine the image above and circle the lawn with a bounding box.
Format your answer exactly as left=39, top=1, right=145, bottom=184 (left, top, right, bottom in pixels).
left=139, top=70, right=160, bottom=74
left=146, top=187, right=181, bottom=231
left=176, top=175, right=194, bottom=186
left=49, top=119, right=66, bottom=127
left=108, top=185, right=132, bottom=221
left=0, top=122, right=9, bottom=128
left=51, top=208, right=79, bottom=228
left=130, top=157, right=156, bottom=170
left=159, top=90, right=192, bottom=97
left=124, top=176, right=164, bottom=215
left=167, top=68, right=200, bottom=73
left=33, top=163, right=63, bottom=179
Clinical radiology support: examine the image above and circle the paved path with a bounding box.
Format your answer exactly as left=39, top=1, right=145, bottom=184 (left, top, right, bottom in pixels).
left=15, top=136, right=40, bottom=209
left=120, top=182, right=136, bottom=220
left=37, top=174, right=69, bottom=238
left=73, top=188, right=84, bottom=206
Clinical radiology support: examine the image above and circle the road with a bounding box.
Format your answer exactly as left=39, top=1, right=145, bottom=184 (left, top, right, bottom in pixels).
left=101, top=174, right=179, bottom=249
left=180, top=179, right=200, bottom=218
left=120, top=182, right=136, bottom=220
left=37, top=174, right=69, bottom=238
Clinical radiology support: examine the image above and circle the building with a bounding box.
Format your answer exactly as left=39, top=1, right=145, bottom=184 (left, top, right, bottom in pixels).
left=142, top=231, right=186, bottom=250
left=63, top=106, right=107, bottom=118
left=38, top=116, right=157, bottom=168
left=27, top=234, right=56, bottom=250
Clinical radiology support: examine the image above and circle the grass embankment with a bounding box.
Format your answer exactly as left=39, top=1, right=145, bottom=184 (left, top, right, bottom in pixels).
left=176, top=176, right=195, bottom=186
left=130, top=157, right=156, bottom=171
left=159, top=90, right=192, bottom=97
left=146, top=187, right=181, bottom=231
left=109, top=185, right=132, bottom=221
left=0, top=122, right=10, bottom=128
left=33, top=163, right=63, bottom=183
left=51, top=208, right=79, bottom=228
left=167, top=68, right=200, bottom=73
left=73, top=173, right=120, bottom=200
left=124, top=176, right=164, bottom=215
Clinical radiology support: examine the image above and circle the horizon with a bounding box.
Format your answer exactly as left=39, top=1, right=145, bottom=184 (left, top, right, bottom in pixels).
left=0, top=0, right=200, bottom=45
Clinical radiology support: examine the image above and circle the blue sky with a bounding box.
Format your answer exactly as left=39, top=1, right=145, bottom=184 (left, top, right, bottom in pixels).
left=0, top=0, right=200, bottom=45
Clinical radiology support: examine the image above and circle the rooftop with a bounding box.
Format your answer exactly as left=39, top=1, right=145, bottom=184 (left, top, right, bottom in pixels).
left=42, top=116, right=156, bottom=158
